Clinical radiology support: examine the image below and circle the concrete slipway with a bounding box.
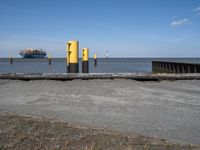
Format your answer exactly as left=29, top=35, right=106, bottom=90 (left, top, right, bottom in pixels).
left=0, top=77, right=200, bottom=145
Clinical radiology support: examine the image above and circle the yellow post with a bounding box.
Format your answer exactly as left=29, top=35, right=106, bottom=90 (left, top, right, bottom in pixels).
left=48, top=54, right=52, bottom=65
left=82, top=48, right=89, bottom=73
left=94, top=53, right=97, bottom=67
left=67, top=40, right=79, bottom=73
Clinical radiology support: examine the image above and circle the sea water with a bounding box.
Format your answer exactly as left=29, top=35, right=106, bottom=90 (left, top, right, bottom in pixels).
left=0, top=58, right=200, bottom=73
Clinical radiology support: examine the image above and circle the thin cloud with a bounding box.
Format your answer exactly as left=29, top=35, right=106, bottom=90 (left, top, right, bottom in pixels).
left=170, top=19, right=191, bottom=27
left=193, top=6, right=200, bottom=16
left=193, top=6, right=200, bottom=12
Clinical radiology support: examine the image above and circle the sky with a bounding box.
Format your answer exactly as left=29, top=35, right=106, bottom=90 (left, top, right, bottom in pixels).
left=0, top=0, right=200, bottom=58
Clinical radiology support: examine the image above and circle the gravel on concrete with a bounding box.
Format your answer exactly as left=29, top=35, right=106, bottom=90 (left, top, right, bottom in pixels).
left=1, top=112, right=198, bottom=150
left=0, top=79, right=200, bottom=145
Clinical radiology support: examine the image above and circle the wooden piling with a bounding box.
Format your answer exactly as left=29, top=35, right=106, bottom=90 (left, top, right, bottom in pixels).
left=10, top=55, right=13, bottom=64
left=152, top=61, right=200, bottom=74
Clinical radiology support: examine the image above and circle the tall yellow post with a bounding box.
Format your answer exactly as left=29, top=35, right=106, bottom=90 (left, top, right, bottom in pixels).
left=94, top=53, right=97, bottom=67
left=82, top=48, right=89, bottom=73
left=67, top=41, right=79, bottom=73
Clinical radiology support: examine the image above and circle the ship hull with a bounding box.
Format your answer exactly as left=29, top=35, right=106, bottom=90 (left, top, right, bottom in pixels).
left=20, top=54, right=46, bottom=58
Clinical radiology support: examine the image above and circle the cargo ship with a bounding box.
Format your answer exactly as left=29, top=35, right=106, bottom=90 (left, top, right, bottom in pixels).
left=19, top=49, right=47, bottom=58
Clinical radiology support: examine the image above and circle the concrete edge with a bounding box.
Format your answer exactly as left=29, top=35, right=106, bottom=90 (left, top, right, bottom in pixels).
left=0, top=73, right=200, bottom=81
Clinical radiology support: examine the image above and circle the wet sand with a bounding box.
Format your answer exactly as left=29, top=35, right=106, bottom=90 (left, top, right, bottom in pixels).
left=0, top=79, right=200, bottom=146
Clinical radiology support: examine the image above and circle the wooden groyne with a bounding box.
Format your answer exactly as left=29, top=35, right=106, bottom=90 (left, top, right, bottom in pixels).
left=152, top=61, right=200, bottom=73
left=0, top=73, right=200, bottom=81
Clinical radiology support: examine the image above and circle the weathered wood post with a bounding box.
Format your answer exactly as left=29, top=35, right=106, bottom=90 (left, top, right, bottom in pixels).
left=10, top=54, right=13, bottom=64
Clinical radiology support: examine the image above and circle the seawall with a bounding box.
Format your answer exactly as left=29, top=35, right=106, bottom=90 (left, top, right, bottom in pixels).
left=0, top=73, right=200, bottom=81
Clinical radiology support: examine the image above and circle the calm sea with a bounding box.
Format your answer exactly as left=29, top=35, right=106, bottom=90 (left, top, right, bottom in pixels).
left=0, top=58, right=200, bottom=73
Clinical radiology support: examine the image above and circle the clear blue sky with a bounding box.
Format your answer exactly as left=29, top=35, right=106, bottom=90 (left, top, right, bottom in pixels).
left=0, top=0, right=200, bottom=57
